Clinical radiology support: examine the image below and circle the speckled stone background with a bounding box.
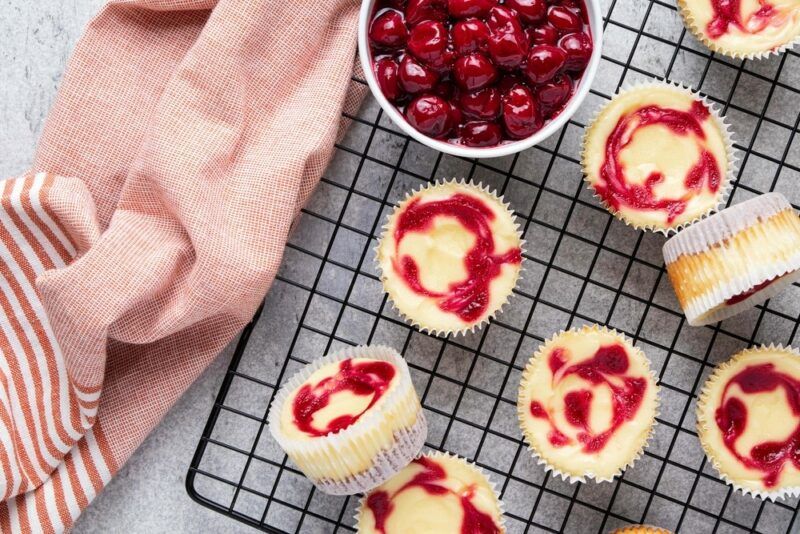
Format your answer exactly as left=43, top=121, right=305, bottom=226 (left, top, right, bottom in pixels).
left=3, top=1, right=800, bottom=533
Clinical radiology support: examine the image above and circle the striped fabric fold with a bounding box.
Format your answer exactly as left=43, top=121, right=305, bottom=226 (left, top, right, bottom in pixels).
left=1, top=0, right=365, bottom=530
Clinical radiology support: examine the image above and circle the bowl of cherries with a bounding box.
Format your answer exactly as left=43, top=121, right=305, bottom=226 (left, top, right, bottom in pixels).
left=359, top=0, right=602, bottom=158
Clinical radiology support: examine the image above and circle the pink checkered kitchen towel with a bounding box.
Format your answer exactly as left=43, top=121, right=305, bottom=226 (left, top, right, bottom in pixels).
left=0, top=0, right=366, bottom=531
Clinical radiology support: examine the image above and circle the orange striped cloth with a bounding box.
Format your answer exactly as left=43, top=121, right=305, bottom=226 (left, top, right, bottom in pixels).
left=1, top=0, right=364, bottom=531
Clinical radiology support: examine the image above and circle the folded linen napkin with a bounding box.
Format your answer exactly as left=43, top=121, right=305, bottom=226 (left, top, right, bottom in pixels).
left=0, top=0, right=364, bottom=531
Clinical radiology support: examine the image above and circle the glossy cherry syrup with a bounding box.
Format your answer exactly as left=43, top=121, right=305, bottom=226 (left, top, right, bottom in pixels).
left=365, top=456, right=501, bottom=534
left=529, top=344, right=647, bottom=452
left=368, top=0, right=593, bottom=147
left=595, top=100, right=722, bottom=224
left=707, top=0, right=776, bottom=39
left=292, top=359, right=396, bottom=437
left=392, top=192, right=521, bottom=323
left=715, top=362, right=800, bottom=487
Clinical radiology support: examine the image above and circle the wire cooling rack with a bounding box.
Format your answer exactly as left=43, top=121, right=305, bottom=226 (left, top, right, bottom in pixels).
left=185, top=0, right=800, bottom=532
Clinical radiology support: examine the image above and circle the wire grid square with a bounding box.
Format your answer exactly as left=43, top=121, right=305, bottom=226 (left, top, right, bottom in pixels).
left=186, top=0, right=800, bottom=532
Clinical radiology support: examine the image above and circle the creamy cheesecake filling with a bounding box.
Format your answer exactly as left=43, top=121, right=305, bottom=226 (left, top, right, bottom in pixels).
left=699, top=348, right=800, bottom=493
left=359, top=454, right=503, bottom=534
left=682, top=0, right=800, bottom=55
left=584, top=85, right=728, bottom=230
left=519, top=327, right=658, bottom=480
left=378, top=182, right=522, bottom=333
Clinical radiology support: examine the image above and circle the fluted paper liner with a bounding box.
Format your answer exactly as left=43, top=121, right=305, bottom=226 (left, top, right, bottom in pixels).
left=677, top=0, right=800, bottom=60
left=517, top=324, right=660, bottom=484
left=355, top=451, right=506, bottom=533
left=582, top=81, right=735, bottom=234
left=663, top=193, right=800, bottom=326
left=267, top=345, right=426, bottom=495
left=375, top=180, right=525, bottom=337
left=696, top=344, right=800, bottom=501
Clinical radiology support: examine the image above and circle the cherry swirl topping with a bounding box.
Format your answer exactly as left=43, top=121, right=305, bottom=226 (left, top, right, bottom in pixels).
left=529, top=344, right=647, bottom=453
left=365, top=456, right=501, bottom=534
left=392, top=192, right=521, bottom=323
left=707, top=0, right=783, bottom=39
left=291, top=359, right=396, bottom=437
left=595, top=99, right=722, bottom=224
left=714, top=362, right=800, bottom=487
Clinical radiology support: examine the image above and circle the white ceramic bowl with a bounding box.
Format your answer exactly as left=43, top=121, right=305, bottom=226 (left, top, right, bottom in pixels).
left=358, top=0, right=603, bottom=159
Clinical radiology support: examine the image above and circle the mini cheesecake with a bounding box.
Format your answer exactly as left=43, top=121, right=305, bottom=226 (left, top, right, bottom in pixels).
left=678, top=0, right=800, bottom=58
left=697, top=345, right=800, bottom=499
left=517, top=325, right=659, bottom=482
left=357, top=452, right=504, bottom=534
left=664, top=193, right=800, bottom=327
left=268, top=346, right=426, bottom=495
left=377, top=181, right=523, bottom=335
left=583, top=83, right=732, bottom=232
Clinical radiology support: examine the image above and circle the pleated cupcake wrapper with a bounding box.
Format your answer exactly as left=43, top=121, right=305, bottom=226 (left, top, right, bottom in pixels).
left=676, top=0, right=800, bottom=60
left=696, top=344, right=800, bottom=501
left=354, top=451, right=507, bottom=533
left=316, top=414, right=428, bottom=495
left=516, top=324, right=660, bottom=484
left=267, top=345, right=426, bottom=495
left=663, top=193, right=800, bottom=326
left=581, top=81, right=736, bottom=235
left=375, top=179, right=525, bottom=337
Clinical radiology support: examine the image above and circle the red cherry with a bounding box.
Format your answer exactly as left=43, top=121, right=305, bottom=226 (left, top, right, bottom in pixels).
left=405, top=0, right=448, bottom=26
left=524, top=44, right=566, bottom=83
left=447, top=0, right=497, bottom=19
left=559, top=32, right=593, bottom=71
left=453, top=53, right=498, bottom=91
left=496, top=74, right=527, bottom=93
left=459, top=120, right=503, bottom=146
left=406, top=95, right=451, bottom=137
left=459, top=87, right=501, bottom=120
left=502, top=84, right=541, bottom=139
left=537, top=74, right=572, bottom=116
left=408, top=21, right=449, bottom=65
left=398, top=54, right=439, bottom=93
left=504, top=0, right=546, bottom=24
left=447, top=103, right=463, bottom=133
left=374, top=57, right=403, bottom=102
left=433, top=79, right=457, bottom=99
left=528, top=23, right=559, bottom=45
left=486, top=6, right=529, bottom=69
left=547, top=6, right=582, bottom=33
left=452, top=18, right=490, bottom=55
left=369, top=10, right=408, bottom=49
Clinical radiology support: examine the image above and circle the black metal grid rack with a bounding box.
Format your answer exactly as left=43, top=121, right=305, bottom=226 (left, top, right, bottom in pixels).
left=185, top=0, right=800, bottom=532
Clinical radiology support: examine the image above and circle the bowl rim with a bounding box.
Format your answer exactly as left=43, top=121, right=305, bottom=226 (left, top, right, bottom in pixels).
left=358, top=0, right=604, bottom=159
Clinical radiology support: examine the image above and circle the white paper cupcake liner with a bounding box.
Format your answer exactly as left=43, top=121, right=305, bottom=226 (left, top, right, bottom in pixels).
left=316, top=413, right=427, bottom=495
left=676, top=0, right=800, bottom=60
left=663, top=193, right=800, bottom=326
left=267, top=345, right=426, bottom=495
left=354, top=451, right=506, bottom=533
left=375, top=179, right=525, bottom=337
left=582, top=81, right=736, bottom=235
left=517, top=325, right=660, bottom=484
left=696, top=344, right=800, bottom=501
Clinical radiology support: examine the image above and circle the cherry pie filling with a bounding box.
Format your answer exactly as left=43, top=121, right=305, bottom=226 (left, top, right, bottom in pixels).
left=291, top=359, right=396, bottom=437
left=706, top=0, right=793, bottom=40
left=368, top=0, right=593, bottom=147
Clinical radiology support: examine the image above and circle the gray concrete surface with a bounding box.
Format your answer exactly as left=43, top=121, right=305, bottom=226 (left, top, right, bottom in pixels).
left=3, top=1, right=800, bottom=534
